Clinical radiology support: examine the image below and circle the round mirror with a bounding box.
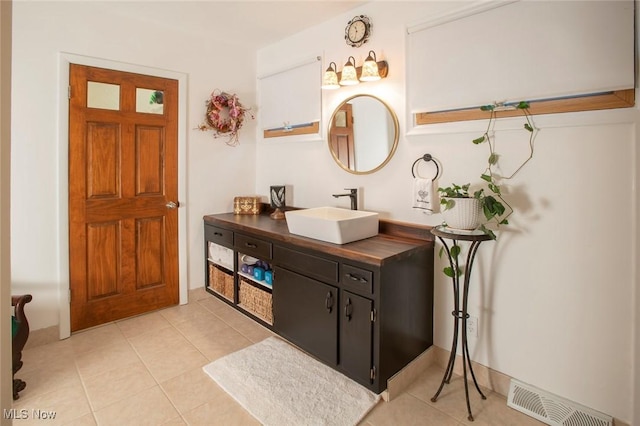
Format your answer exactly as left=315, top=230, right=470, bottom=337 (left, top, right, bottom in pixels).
left=328, top=94, right=399, bottom=174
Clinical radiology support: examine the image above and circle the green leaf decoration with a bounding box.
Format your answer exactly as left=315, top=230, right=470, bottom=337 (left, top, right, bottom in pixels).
left=483, top=204, right=494, bottom=220
left=488, top=183, right=501, bottom=195
left=485, top=196, right=505, bottom=215
left=485, top=228, right=497, bottom=240
left=481, top=174, right=492, bottom=183
left=438, top=246, right=444, bottom=258
left=524, top=123, right=534, bottom=132
left=480, top=105, right=495, bottom=111
left=517, top=101, right=530, bottom=109
left=482, top=195, right=505, bottom=221
left=500, top=219, right=509, bottom=225
left=439, top=184, right=470, bottom=199
left=447, top=265, right=462, bottom=277
left=450, top=244, right=461, bottom=259
left=488, top=153, right=499, bottom=165
left=472, top=135, right=486, bottom=144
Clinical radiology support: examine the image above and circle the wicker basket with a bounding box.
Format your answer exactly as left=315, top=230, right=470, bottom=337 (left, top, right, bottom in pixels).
left=239, top=277, right=273, bottom=324
left=208, top=264, right=234, bottom=301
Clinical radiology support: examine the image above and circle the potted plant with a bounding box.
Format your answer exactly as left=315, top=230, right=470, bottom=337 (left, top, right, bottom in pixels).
left=438, top=183, right=505, bottom=237
left=437, top=183, right=482, bottom=231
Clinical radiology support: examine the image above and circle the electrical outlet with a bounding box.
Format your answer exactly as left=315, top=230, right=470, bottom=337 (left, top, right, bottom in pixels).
left=467, top=315, right=478, bottom=338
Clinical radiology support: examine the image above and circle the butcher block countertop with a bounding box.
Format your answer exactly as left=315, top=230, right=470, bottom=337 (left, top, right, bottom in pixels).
left=204, top=212, right=434, bottom=266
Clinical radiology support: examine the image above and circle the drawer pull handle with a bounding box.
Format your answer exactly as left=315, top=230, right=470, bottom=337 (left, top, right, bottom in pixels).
left=346, top=273, right=367, bottom=283
left=213, top=232, right=223, bottom=237
left=245, top=242, right=258, bottom=249
left=325, top=291, right=334, bottom=313
left=344, top=298, right=353, bottom=320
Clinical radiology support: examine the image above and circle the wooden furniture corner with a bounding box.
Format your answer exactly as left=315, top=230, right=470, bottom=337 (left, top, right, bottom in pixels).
left=12, top=294, right=32, bottom=400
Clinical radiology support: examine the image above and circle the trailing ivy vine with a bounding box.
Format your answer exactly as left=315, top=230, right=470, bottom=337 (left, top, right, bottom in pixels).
left=471, top=101, right=537, bottom=239
left=438, top=102, right=538, bottom=277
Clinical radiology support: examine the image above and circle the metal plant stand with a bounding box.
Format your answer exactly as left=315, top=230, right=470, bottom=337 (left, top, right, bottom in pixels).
left=430, top=226, right=492, bottom=422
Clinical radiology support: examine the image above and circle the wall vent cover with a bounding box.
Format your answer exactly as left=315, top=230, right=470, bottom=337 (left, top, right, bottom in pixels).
left=507, top=379, right=612, bottom=426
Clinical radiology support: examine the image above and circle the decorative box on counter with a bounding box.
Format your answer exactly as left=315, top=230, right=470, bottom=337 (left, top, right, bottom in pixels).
left=233, top=196, right=262, bottom=215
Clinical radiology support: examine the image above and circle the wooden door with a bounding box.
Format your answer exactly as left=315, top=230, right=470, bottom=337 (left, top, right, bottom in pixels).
left=329, top=103, right=355, bottom=169
left=69, top=64, right=179, bottom=332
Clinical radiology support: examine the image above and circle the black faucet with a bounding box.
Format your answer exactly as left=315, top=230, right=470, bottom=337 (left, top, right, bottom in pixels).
left=332, top=188, right=358, bottom=210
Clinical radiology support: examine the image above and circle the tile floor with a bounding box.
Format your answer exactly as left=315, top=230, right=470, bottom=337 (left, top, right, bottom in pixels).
left=12, top=288, right=543, bottom=425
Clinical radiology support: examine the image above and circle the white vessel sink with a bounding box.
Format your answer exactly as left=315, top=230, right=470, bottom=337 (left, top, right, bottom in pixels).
left=285, top=207, right=379, bottom=244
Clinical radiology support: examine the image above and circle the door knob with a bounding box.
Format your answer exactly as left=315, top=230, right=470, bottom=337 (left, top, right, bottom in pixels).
left=165, top=201, right=179, bottom=209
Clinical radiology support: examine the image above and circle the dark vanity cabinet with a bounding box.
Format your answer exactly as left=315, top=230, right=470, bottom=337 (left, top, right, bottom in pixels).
left=203, top=213, right=434, bottom=394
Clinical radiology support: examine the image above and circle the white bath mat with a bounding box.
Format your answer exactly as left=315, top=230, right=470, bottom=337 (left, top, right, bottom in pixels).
left=202, top=336, right=380, bottom=426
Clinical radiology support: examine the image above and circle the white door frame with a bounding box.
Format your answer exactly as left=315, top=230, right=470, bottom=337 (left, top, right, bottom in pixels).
left=58, top=53, right=188, bottom=339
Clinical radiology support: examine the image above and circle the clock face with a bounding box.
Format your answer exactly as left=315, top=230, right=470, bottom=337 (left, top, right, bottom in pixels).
left=345, top=15, right=371, bottom=47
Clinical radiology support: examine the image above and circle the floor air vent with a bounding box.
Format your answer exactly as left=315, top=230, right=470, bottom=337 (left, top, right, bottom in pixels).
left=507, top=379, right=612, bottom=426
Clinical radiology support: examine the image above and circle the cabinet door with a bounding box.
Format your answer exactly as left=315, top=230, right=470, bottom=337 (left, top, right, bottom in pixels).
left=340, top=290, right=373, bottom=385
left=273, top=267, right=338, bottom=365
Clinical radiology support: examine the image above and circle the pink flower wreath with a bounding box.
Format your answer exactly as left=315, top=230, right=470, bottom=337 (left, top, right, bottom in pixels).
left=198, top=90, right=254, bottom=146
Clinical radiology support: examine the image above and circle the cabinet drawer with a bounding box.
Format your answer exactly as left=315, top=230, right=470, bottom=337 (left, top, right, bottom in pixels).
left=341, top=264, right=373, bottom=295
left=273, top=245, right=338, bottom=284
left=235, top=233, right=272, bottom=260
left=205, top=225, right=233, bottom=247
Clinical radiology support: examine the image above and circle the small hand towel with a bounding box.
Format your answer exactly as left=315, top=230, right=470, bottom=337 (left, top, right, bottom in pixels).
left=413, top=178, right=439, bottom=214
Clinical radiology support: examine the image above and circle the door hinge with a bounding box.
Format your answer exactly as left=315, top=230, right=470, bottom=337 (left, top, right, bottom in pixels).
left=68, top=85, right=71, bottom=100
left=370, top=366, right=376, bottom=382
left=370, top=308, right=376, bottom=322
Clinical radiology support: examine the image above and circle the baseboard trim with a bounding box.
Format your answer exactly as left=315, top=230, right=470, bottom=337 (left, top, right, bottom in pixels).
left=385, top=346, right=436, bottom=401
left=385, top=345, right=509, bottom=401
left=387, top=345, right=629, bottom=426
left=24, top=325, right=59, bottom=350
left=430, top=345, right=512, bottom=397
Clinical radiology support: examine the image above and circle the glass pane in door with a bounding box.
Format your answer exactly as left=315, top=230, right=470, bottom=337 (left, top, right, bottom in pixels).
left=87, top=81, right=120, bottom=110
left=136, top=88, right=164, bottom=115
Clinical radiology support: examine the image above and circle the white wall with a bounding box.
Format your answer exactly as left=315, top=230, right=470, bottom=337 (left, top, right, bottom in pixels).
left=11, top=2, right=258, bottom=330
left=1, top=0, right=12, bottom=420
left=256, top=1, right=639, bottom=423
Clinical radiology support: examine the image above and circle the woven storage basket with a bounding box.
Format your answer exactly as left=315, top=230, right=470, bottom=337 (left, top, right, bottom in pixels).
left=208, top=264, right=234, bottom=301
left=239, top=277, right=273, bottom=324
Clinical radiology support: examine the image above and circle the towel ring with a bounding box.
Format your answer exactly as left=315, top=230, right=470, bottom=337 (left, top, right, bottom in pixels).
left=411, top=154, right=440, bottom=180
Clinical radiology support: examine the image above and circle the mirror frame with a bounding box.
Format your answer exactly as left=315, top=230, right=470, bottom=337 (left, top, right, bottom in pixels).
left=327, top=94, right=399, bottom=175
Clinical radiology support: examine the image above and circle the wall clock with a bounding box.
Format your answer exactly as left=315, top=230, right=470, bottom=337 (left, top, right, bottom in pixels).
left=345, top=15, right=371, bottom=48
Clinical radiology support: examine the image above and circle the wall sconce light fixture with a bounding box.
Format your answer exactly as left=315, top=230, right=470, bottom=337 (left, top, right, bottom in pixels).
left=322, top=51, right=389, bottom=90
left=339, top=56, right=359, bottom=86
left=321, top=62, right=340, bottom=90
left=360, top=51, right=381, bottom=82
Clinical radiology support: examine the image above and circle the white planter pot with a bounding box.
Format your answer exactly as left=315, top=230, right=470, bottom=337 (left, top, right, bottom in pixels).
left=442, top=197, right=482, bottom=230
